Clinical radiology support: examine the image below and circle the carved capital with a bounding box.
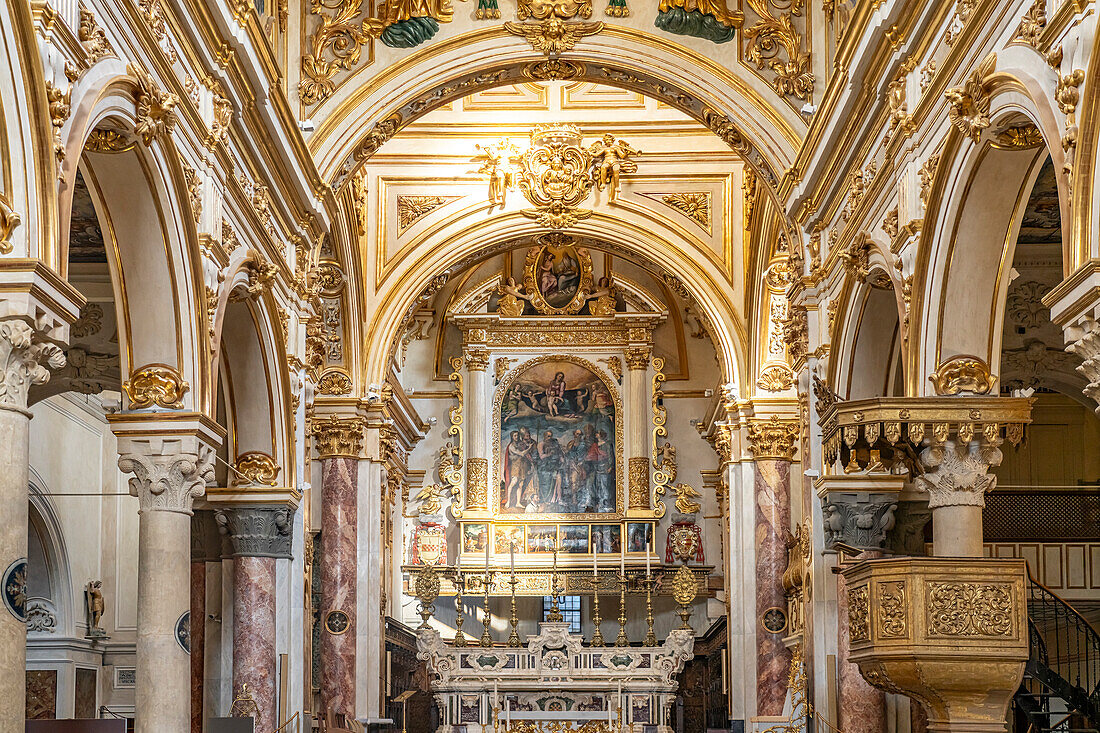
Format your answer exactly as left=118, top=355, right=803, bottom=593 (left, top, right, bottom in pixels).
left=214, top=506, right=294, bottom=559
left=1066, top=327, right=1100, bottom=410
left=915, top=437, right=1002, bottom=509
left=746, top=415, right=799, bottom=461
left=820, top=492, right=899, bottom=551
left=192, top=509, right=227, bottom=562
left=464, top=347, right=490, bottom=372
left=625, top=346, right=650, bottom=370
left=0, top=319, right=65, bottom=413
left=312, top=414, right=365, bottom=458
left=117, top=436, right=216, bottom=514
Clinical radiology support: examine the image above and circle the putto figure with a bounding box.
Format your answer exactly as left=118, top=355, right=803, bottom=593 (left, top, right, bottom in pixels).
left=588, top=134, right=641, bottom=202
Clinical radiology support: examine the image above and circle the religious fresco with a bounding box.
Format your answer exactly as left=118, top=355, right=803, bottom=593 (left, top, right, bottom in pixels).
left=497, top=359, right=618, bottom=517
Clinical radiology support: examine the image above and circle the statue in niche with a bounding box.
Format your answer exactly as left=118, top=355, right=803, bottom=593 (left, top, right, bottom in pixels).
left=85, top=580, right=106, bottom=637
left=587, top=134, right=641, bottom=202
left=585, top=276, right=617, bottom=316
left=496, top=276, right=531, bottom=317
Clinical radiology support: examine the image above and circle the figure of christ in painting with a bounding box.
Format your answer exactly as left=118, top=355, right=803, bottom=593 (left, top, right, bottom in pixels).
left=498, top=360, right=616, bottom=516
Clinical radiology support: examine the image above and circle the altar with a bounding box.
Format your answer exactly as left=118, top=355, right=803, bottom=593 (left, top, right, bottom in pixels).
left=416, top=622, right=694, bottom=733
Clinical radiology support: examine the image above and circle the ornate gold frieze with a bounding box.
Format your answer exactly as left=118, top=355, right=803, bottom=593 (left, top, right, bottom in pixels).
left=628, top=456, right=649, bottom=509
left=233, top=451, right=280, bottom=487
left=45, top=80, right=71, bottom=168
left=128, top=63, right=179, bottom=145
left=928, top=355, right=995, bottom=396
left=945, top=53, right=996, bottom=142
left=122, top=364, right=189, bottom=409
left=311, top=414, right=365, bottom=458
left=503, top=18, right=604, bottom=56
left=746, top=415, right=798, bottom=461
left=466, top=457, right=488, bottom=510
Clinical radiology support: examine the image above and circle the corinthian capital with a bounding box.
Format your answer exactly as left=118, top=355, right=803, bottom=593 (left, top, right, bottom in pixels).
left=1066, top=327, right=1100, bottom=410
left=215, top=506, right=294, bottom=559
left=312, top=414, right=365, bottom=458
left=117, top=436, right=216, bottom=514
left=0, top=319, right=65, bottom=412
left=915, top=437, right=1002, bottom=509
left=747, top=415, right=799, bottom=461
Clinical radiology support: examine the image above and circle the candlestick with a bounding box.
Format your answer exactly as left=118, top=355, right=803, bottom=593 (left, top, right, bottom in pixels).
left=507, top=543, right=521, bottom=647
left=643, top=574, right=657, bottom=646
left=591, top=568, right=605, bottom=647
left=547, top=541, right=563, bottom=622
left=453, top=570, right=467, bottom=647
left=615, top=571, right=629, bottom=646
left=480, top=569, right=494, bottom=647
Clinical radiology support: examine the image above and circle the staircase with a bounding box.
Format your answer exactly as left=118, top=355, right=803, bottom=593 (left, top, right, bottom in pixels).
left=1012, top=573, right=1100, bottom=733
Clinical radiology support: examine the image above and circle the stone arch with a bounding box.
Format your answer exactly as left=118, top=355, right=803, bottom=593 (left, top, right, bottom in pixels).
left=833, top=281, right=904, bottom=400
left=355, top=211, right=749, bottom=394
left=59, top=71, right=209, bottom=412
left=910, top=77, right=1065, bottom=397
left=308, top=28, right=803, bottom=205
left=26, top=475, right=75, bottom=638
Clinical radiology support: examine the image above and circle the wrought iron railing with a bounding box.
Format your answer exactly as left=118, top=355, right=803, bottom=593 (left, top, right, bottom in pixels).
left=1022, top=570, right=1100, bottom=727
left=985, top=489, right=1100, bottom=542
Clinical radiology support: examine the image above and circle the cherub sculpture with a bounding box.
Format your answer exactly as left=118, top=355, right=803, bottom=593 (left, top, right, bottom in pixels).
left=496, top=276, right=532, bottom=317
left=587, top=134, right=640, bottom=202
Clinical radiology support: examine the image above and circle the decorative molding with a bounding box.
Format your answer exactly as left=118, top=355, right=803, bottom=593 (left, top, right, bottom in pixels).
left=128, top=63, right=179, bottom=145
left=1013, top=0, right=1046, bottom=48
left=746, top=416, right=799, bottom=461
left=182, top=164, right=202, bottom=223
left=122, top=364, right=189, bottom=409
left=945, top=53, right=996, bottom=141
left=0, top=192, right=20, bottom=254
left=466, top=457, right=488, bottom=510
left=78, top=5, right=115, bottom=63
left=742, top=0, right=813, bottom=101
left=117, top=440, right=216, bottom=514
left=397, top=195, right=455, bottom=232
left=503, top=19, right=604, bottom=55
left=628, top=456, right=650, bottom=509
left=756, top=363, right=794, bottom=392
left=317, top=369, right=353, bottom=395
left=654, top=192, right=711, bottom=230
left=928, top=355, right=995, bottom=396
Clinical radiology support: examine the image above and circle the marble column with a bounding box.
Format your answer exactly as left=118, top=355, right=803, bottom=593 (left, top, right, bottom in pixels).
left=0, top=319, right=65, bottom=733
left=191, top=510, right=222, bottom=733
left=216, top=506, right=293, bottom=733
left=116, top=424, right=219, bottom=733
left=311, top=415, right=365, bottom=718
left=915, top=437, right=1002, bottom=557
left=625, top=347, right=650, bottom=511
left=836, top=552, right=885, bottom=733
left=464, top=348, right=489, bottom=512
left=747, top=416, right=799, bottom=716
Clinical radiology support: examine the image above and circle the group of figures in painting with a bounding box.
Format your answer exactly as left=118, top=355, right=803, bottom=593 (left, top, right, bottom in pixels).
left=461, top=522, right=654, bottom=554
left=500, top=361, right=616, bottom=514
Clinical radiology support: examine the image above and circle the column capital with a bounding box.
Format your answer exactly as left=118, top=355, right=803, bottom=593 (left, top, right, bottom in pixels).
left=463, top=346, right=490, bottom=372
left=111, top=413, right=223, bottom=514
left=624, top=345, right=650, bottom=370
left=0, top=318, right=65, bottom=413
left=820, top=493, right=899, bottom=552
left=747, top=415, right=799, bottom=460
left=311, top=413, right=365, bottom=458
left=915, top=436, right=1003, bottom=509
left=192, top=509, right=227, bottom=562
left=214, top=505, right=294, bottom=559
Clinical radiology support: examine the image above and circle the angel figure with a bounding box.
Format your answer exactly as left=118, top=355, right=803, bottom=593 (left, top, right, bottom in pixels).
left=673, top=483, right=703, bottom=515
left=414, top=483, right=447, bottom=516
left=496, top=276, right=531, bottom=317
left=85, top=580, right=105, bottom=632
left=585, top=276, right=616, bottom=316
left=475, top=141, right=520, bottom=209
left=587, top=134, right=640, bottom=202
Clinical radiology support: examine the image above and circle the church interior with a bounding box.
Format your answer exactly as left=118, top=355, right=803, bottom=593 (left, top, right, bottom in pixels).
left=1, top=0, right=1099, bottom=732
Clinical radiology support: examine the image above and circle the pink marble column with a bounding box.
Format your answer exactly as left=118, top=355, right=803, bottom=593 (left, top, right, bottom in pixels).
left=754, top=458, right=793, bottom=715
left=190, top=560, right=206, bottom=733
left=836, top=554, right=885, bottom=733
left=234, top=556, right=278, bottom=733
left=320, top=456, right=358, bottom=717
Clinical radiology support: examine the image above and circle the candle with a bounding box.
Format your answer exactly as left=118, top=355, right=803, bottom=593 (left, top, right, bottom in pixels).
left=485, top=529, right=491, bottom=570
left=592, top=551, right=598, bottom=577
left=646, top=540, right=651, bottom=577
left=510, top=542, right=515, bottom=574
left=620, top=548, right=625, bottom=576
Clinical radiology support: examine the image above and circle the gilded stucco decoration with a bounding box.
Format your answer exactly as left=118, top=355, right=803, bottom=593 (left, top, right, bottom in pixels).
left=122, top=364, right=190, bottom=409
left=46, top=80, right=72, bottom=168
left=918, top=153, right=940, bottom=209
left=741, top=0, right=813, bottom=101
left=86, top=129, right=137, bottom=153
left=413, top=482, right=448, bottom=516
left=298, top=0, right=373, bottom=99
left=233, top=452, right=281, bottom=487
left=945, top=53, right=996, bottom=142
left=1013, top=0, right=1046, bottom=49
left=1048, top=46, right=1085, bottom=182
left=128, top=64, right=179, bottom=145
left=746, top=416, right=798, bottom=461
left=311, top=415, right=365, bottom=458
left=926, top=581, right=1014, bottom=637
left=928, top=355, right=995, bottom=396
left=317, top=369, right=353, bottom=395
left=182, top=164, right=202, bottom=223
left=397, top=196, right=455, bottom=232
left=757, top=364, right=794, bottom=392
left=654, top=192, right=711, bottom=230
left=651, top=357, right=671, bottom=517
left=79, top=6, right=115, bottom=63
left=628, top=456, right=650, bottom=509
left=993, top=124, right=1044, bottom=150
left=504, top=17, right=605, bottom=56
left=0, top=193, right=19, bottom=255
left=445, top=356, right=465, bottom=518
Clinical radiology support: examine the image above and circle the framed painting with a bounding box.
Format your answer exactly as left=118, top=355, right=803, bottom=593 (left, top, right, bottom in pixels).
left=560, top=525, right=590, bottom=553
left=591, top=524, right=621, bottom=554
left=526, top=525, right=558, bottom=553
left=462, top=524, right=487, bottom=553
left=626, top=523, right=653, bottom=553
left=494, top=525, right=524, bottom=554
left=496, top=356, right=621, bottom=520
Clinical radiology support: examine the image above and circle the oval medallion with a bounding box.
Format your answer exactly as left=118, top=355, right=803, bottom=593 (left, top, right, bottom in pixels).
left=325, top=609, right=350, bottom=635
left=2, top=559, right=28, bottom=623
left=761, top=606, right=788, bottom=635
left=175, top=611, right=191, bottom=653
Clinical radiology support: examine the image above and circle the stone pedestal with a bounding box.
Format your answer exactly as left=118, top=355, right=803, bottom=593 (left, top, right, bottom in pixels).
left=747, top=416, right=798, bottom=716
left=113, top=415, right=222, bottom=733
left=0, top=319, right=65, bottom=733
left=312, top=415, right=364, bottom=718
left=840, top=558, right=1028, bottom=733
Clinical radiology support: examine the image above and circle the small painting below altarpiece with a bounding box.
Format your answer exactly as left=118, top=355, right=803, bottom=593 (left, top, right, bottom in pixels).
left=457, top=522, right=653, bottom=560
left=496, top=357, right=621, bottom=519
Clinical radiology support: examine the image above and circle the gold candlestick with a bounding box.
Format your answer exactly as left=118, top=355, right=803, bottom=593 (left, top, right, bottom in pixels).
left=507, top=570, right=521, bottom=647
left=480, top=570, right=494, bottom=647
left=546, top=544, right=563, bottom=622
left=452, top=570, right=467, bottom=647
left=615, top=572, right=629, bottom=646
left=643, top=572, right=657, bottom=646
left=591, top=573, right=605, bottom=647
